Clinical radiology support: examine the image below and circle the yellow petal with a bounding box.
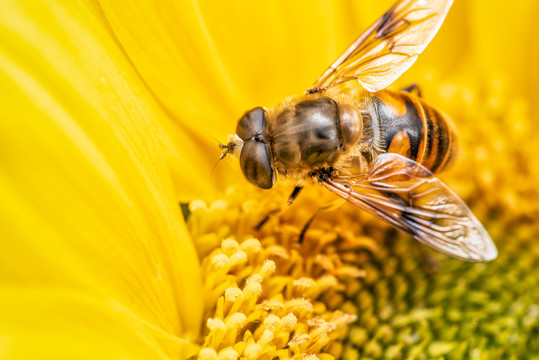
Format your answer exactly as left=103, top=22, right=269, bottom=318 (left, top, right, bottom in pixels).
left=0, top=288, right=197, bottom=359
left=1, top=0, right=202, bottom=355
left=98, top=1, right=392, bottom=137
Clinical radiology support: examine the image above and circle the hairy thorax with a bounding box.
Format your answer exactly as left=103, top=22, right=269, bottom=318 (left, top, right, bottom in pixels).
left=266, top=88, right=367, bottom=181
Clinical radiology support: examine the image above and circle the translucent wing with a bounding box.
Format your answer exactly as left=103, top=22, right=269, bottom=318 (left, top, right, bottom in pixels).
left=320, top=153, right=497, bottom=262
left=308, top=0, right=453, bottom=93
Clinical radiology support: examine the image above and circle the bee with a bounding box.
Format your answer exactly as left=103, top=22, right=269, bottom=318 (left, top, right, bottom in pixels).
left=221, top=0, right=498, bottom=262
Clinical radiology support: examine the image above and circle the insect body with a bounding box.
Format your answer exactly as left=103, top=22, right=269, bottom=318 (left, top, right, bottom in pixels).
left=363, top=88, right=457, bottom=174
left=223, top=0, right=498, bottom=262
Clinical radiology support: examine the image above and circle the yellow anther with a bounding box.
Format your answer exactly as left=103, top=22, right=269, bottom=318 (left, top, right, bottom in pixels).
left=225, top=287, right=243, bottom=302
left=247, top=273, right=263, bottom=284
left=243, top=281, right=262, bottom=298
left=217, top=347, right=239, bottom=360
left=275, top=349, right=290, bottom=359
left=334, top=266, right=367, bottom=278
left=307, top=318, right=328, bottom=328
left=266, top=245, right=290, bottom=259
left=260, top=299, right=285, bottom=311
left=258, top=329, right=275, bottom=345
left=317, top=275, right=339, bottom=289
left=280, top=313, right=298, bottom=331
left=198, top=348, right=218, bottom=360
left=332, top=312, right=357, bottom=328
left=226, top=312, right=247, bottom=329
left=229, top=251, right=248, bottom=266
left=212, top=254, right=229, bottom=269
left=207, top=318, right=226, bottom=331
left=289, top=333, right=311, bottom=346
left=232, top=342, right=246, bottom=357
left=210, top=199, right=228, bottom=211
left=243, top=343, right=262, bottom=360
left=318, top=353, right=335, bottom=360
left=315, top=255, right=335, bottom=272
left=259, top=260, right=276, bottom=278
left=294, top=277, right=317, bottom=290
left=189, top=199, right=208, bottom=212
left=284, top=299, right=314, bottom=313
left=263, top=314, right=281, bottom=330
left=221, top=239, right=240, bottom=254
left=310, top=323, right=336, bottom=339
left=239, top=238, right=261, bottom=254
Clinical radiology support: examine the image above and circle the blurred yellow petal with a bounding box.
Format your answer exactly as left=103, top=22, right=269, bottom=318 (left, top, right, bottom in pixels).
left=1, top=288, right=197, bottom=359
left=1, top=0, right=202, bottom=356
left=99, top=1, right=405, bottom=168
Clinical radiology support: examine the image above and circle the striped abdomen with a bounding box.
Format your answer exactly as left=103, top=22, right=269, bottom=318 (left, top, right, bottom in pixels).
left=370, top=90, right=457, bottom=174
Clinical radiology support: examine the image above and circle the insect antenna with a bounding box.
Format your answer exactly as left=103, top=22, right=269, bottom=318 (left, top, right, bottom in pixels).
left=210, top=143, right=230, bottom=177
left=207, top=134, right=224, bottom=145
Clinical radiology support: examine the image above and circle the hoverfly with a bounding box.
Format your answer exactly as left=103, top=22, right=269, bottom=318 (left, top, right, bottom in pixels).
left=221, top=0, right=498, bottom=262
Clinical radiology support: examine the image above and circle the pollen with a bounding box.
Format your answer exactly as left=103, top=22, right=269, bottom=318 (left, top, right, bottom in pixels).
left=190, top=186, right=372, bottom=360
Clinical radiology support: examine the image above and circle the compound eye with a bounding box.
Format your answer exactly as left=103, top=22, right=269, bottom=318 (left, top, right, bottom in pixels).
left=236, top=107, right=266, bottom=141
left=240, top=139, right=274, bottom=189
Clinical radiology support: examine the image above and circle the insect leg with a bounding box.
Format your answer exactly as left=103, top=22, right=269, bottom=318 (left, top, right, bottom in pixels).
left=298, top=210, right=319, bottom=244
left=298, top=198, right=345, bottom=243
left=401, top=83, right=422, bottom=98
left=254, top=208, right=281, bottom=231
left=288, top=186, right=303, bottom=205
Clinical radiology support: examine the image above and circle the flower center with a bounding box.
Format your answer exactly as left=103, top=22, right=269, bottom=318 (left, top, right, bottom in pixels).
left=188, top=185, right=374, bottom=360
left=186, top=180, right=538, bottom=359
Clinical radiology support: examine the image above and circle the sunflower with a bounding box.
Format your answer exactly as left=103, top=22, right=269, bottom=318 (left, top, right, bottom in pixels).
left=1, top=0, right=538, bottom=359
